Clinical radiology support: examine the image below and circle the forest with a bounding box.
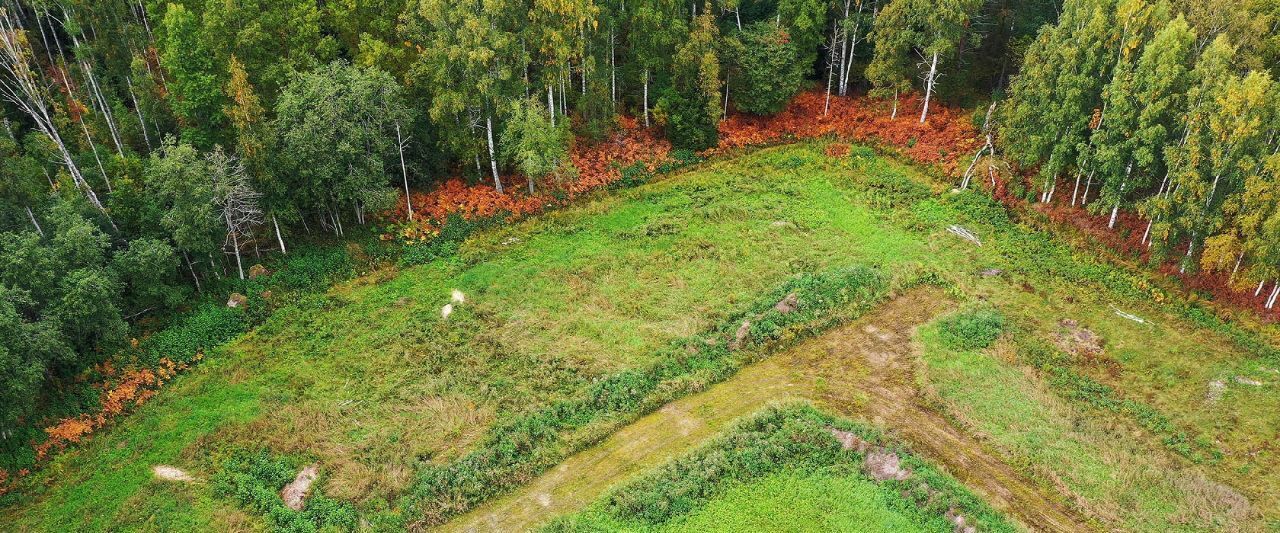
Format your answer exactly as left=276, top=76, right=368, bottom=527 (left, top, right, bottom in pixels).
left=1, top=0, right=1279, bottom=530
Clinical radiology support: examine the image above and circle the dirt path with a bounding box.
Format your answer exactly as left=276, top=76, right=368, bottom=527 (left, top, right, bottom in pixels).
left=441, top=289, right=1092, bottom=532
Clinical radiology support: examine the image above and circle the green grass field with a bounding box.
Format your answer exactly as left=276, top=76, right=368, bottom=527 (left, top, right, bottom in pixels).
left=4, top=141, right=1277, bottom=531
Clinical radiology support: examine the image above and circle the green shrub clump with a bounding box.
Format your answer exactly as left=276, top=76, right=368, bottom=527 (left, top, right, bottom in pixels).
left=212, top=451, right=358, bottom=532
left=655, top=88, right=719, bottom=151
left=937, top=307, right=1005, bottom=350
left=725, top=22, right=806, bottom=115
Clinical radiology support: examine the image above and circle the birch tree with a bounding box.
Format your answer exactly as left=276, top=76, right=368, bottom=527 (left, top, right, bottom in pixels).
left=528, top=0, right=599, bottom=125
left=275, top=61, right=412, bottom=230
left=500, top=97, right=572, bottom=194
left=867, top=0, right=981, bottom=122
left=225, top=55, right=288, bottom=254
left=914, top=0, right=982, bottom=123
left=0, top=8, right=107, bottom=217
left=1154, top=44, right=1273, bottom=271
left=865, top=0, right=916, bottom=118
left=632, top=0, right=687, bottom=127
left=1001, top=0, right=1119, bottom=203
left=1142, top=35, right=1236, bottom=257
left=406, top=0, right=522, bottom=191
left=1091, top=14, right=1192, bottom=228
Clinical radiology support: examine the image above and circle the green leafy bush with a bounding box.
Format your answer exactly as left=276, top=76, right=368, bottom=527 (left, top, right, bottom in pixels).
left=400, top=212, right=503, bottom=267
left=725, top=22, right=806, bottom=115
left=213, top=450, right=358, bottom=532
left=141, top=306, right=247, bottom=365
left=613, top=162, right=654, bottom=189
left=267, top=246, right=357, bottom=292
left=862, top=166, right=933, bottom=209
left=657, top=149, right=705, bottom=173
left=937, top=307, right=1005, bottom=350
left=654, top=88, right=718, bottom=151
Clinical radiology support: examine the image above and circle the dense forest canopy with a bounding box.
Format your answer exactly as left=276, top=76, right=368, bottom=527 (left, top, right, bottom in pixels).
left=0, top=0, right=1277, bottom=451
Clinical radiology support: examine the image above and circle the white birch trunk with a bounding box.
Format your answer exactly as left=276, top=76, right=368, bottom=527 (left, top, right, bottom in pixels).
left=126, top=75, right=151, bottom=151
left=1071, top=169, right=1083, bottom=206
left=486, top=114, right=501, bottom=192
left=272, top=214, right=287, bottom=255
left=836, top=0, right=851, bottom=96
left=1206, top=173, right=1221, bottom=207
left=724, top=71, right=730, bottom=117
left=183, top=251, right=201, bottom=293
left=227, top=214, right=244, bottom=280
left=548, top=85, right=555, bottom=128
left=1108, top=163, right=1131, bottom=229
left=824, top=24, right=837, bottom=115
left=26, top=205, right=43, bottom=236
left=396, top=121, right=412, bottom=221
left=643, top=69, right=650, bottom=127
left=77, top=117, right=112, bottom=192
left=919, top=51, right=938, bottom=124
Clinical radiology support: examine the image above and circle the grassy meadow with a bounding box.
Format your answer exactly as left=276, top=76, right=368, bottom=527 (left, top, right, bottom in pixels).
left=3, top=141, right=1277, bottom=531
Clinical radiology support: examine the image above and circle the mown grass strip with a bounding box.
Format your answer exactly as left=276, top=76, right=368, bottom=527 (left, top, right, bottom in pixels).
left=545, top=403, right=1015, bottom=533
left=399, top=264, right=898, bottom=528
left=1016, top=341, right=1222, bottom=464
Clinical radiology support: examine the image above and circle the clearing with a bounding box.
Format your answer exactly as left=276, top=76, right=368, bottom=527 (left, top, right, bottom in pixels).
left=444, top=289, right=1087, bottom=532
left=3, top=142, right=1277, bottom=531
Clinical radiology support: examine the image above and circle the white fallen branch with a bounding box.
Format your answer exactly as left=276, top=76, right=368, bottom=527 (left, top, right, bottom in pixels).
left=1110, top=306, right=1146, bottom=324
left=947, top=225, right=982, bottom=246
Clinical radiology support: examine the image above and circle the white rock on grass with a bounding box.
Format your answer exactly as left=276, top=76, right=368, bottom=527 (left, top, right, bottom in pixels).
left=441, top=303, right=454, bottom=319
left=451, top=289, right=466, bottom=304
left=152, top=465, right=194, bottom=482
left=281, top=464, right=318, bottom=511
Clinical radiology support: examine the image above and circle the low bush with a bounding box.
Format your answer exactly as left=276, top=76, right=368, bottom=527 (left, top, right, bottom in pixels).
left=937, top=307, right=1006, bottom=350
left=612, top=162, right=654, bottom=190
left=400, top=212, right=503, bottom=267
left=657, top=148, right=704, bottom=173
left=212, top=450, right=358, bottom=532
left=140, top=306, right=247, bottom=366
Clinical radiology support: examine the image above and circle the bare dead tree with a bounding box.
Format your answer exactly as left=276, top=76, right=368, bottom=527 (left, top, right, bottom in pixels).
left=208, top=147, right=262, bottom=280
left=961, top=101, right=997, bottom=190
